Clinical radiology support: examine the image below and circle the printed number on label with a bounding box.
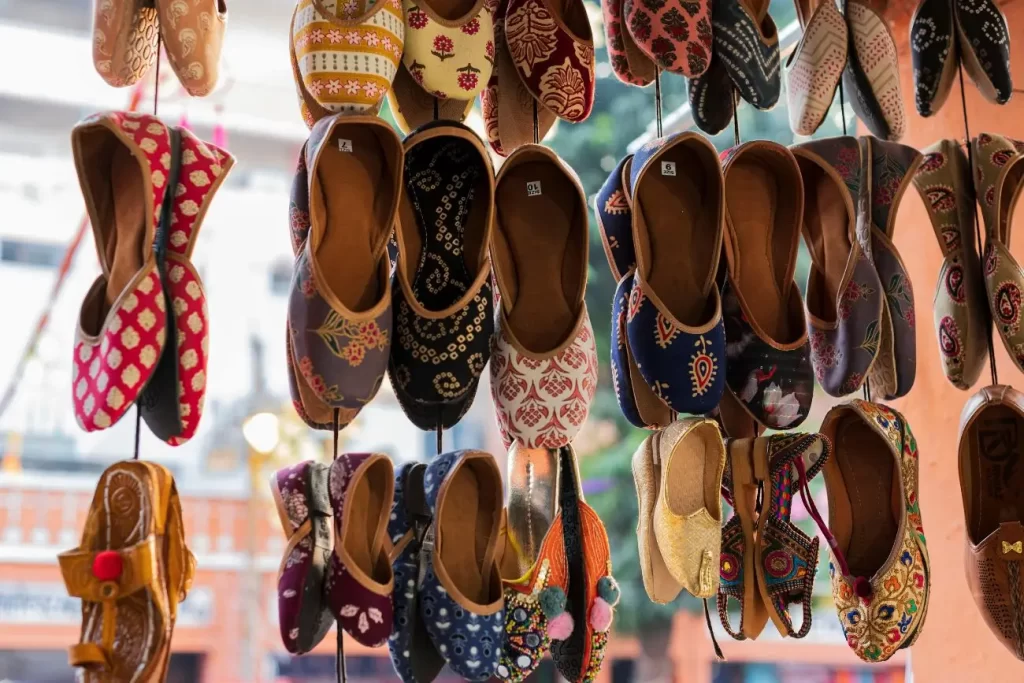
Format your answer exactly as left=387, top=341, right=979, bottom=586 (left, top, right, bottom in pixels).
left=338, top=139, right=354, bottom=153
left=661, top=161, right=676, bottom=177
left=526, top=181, right=542, bottom=197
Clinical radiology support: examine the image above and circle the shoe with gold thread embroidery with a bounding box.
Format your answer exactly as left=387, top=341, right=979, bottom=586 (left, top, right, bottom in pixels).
left=820, top=400, right=930, bottom=662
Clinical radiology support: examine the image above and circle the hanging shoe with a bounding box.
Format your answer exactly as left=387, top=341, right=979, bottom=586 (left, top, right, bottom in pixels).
left=400, top=0, right=494, bottom=99
left=603, top=0, right=656, bottom=86
left=913, top=139, right=989, bottom=389
left=91, top=0, right=159, bottom=88
left=157, top=0, right=227, bottom=96
left=389, top=122, right=496, bottom=430
left=60, top=460, right=195, bottom=681
left=272, top=461, right=334, bottom=654
left=842, top=0, right=906, bottom=141
left=626, top=133, right=727, bottom=415
left=324, top=453, right=395, bottom=647
left=689, top=55, right=737, bottom=135
left=783, top=0, right=847, bottom=135
left=820, top=400, right=930, bottom=662
left=490, top=145, right=598, bottom=449
left=954, top=0, right=1012, bottom=105
left=711, top=0, right=781, bottom=110
left=289, top=115, right=402, bottom=429
left=596, top=154, right=637, bottom=283
left=390, top=63, right=478, bottom=133
left=973, top=133, right=1024, bottom=372
left=721, top=141, right=813, bottom=430
left=419, top=451, right=505, bottom=681
left=959, top=385, right=1024, bottom=662
left=857, top=137, right=922, bottom=400
left=622, top=0, right=713, bottom=77
left=910, top=0, right=957, bottom=117
left=632, top=431, right=682, bottom=604
left=792, top=136, right=883, bottom=397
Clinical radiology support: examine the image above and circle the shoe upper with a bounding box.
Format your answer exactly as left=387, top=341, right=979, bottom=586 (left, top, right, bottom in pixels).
left=689, top=55, right=736, bottom=135
left=784, top=0, right=847, bottom=135
left=621, top=0, right=712, bottom=77
left=711, top=0, right=780, bottom=110
left=157, top=0, right=227, bottom=97
left=954, top=0, right=1013, bottom=105
left=842, top=1, right=906, bottom=141
left=596, top=154, right=636, bottom=283
left=402, top=0, right=494, bottom=100
left=603, top=0, right=655, bottom=86
left=92, top=0, right=159, bottom=88
left=911, top=0, right=957, bottom=117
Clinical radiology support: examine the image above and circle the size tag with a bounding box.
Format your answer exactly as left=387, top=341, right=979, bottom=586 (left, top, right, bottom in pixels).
left=661, top=161, right=676, bottom=177
left=526, top=181, right=542, bottom=197
left=338, top=139, right=353, bottom=153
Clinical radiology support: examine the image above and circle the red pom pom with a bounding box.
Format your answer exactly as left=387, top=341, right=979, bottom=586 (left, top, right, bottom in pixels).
left=853, top=576, right=872, bottom=599
left=92, top=551, right=123, bottom=582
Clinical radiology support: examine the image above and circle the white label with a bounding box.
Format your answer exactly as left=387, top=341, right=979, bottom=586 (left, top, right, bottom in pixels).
left=526, top=181, right=542, bottom=197
left=661, top=161, right=676, bottom=177
left=337, top=139, right=353, bottom=153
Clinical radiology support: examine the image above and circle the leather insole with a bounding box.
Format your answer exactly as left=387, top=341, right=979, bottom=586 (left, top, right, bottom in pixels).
left=496, top=160, right=582, bottom=351
left=635, top=147, right=717, bottom=326
left=427, top=0, right=477, bottom=20
left=314, top=126, right=389, bottom=311
left=799, top=158, right=851, bottom=322
left=971, top=406, right=1023, bottom=542
left=345, top=462, right=390, bottom=582
left=834, top=418, right=899, bottom=578
left=440, top=461, right=499, bottom=604
left=105, top=146, right=146, bottom=314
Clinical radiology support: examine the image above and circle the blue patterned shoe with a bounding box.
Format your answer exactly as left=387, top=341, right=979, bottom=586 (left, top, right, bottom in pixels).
left=626, top=133, right=727, bottom=415
left=419, top=451, right=505, bottom=681
left=595, top=155, right=636, bottom=282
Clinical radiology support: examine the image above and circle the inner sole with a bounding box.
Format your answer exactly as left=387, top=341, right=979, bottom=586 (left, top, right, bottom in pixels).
left=799, top=157, right=850, bottom=323
left=346, top=461, right=388, bottom=582
left=440, top=461, right=494, bottom=604
left=971, top=406, right=1024, bottom=542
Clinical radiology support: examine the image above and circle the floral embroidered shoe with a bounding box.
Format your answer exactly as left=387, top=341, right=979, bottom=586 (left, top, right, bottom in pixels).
left=157, top=0, right=227, bottom=96
left=783, top=0, right=847, bottom=135
left=291, top=0, right=405, bottom=120
left=59, top=460, right=194, bottom=681
left=289, top=115, right=401, bottom=430
left=272, top=461, right=334, bottom=654
left=626, top=133, right=726, bottom=415
left=910, top=0, right=957, bottom=116
left=91, top=0, right=159, bottom=87
left=324, top=453, right=395, bottom=648
left=402, top=0, right=494, bottom=101
left=820, top=400, right=930, bottom=662
left=959, top=385, right=1024, bottom=661
left=792, top=137, right=883, bottom=397
left=550, top=446, right=620, bottom=683
left=596, top=154, right=637, bottom=283
left=842, top=1, right=906, bottom=141
left=389, top=123, right=495, bottom=430
left=914, top=140, right=989, bottom=389
left=419, top=451, right=505, bottom=681
left=490, top=145, right=598, bottom=449
left=688, top=55, right=736, bottom=135
left=955, top=0, right=1012, bottom=106
left=603, top=0, right=656, bottom=86
left=721, top=142, right=813, bottom=430
left=72, top=112, right=176, bottom=434
left=389, top=63, right=477, bottom=133
left=858, top=137, right=922, bottom=400
left=712, top=0, right=780, bottom=110
left=974, top=133, right=1024, bottom=372
left=622, top=0, right=713, bottom=77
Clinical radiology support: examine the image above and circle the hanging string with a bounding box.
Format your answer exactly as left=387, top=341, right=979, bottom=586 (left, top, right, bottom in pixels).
left=332, top=408, right=348, bottom=683
left=533, top=100, right=540, bottom=144
left=153, top=34, right=162, bottom=117
left=436, top=407, right=444, bottom=456
left=433, top=97, right=439, bottom=121
left=654, top=69, right=663, bottom=138
left=838, top=78, right=848, bottom=137
left=732, top=89, right=741, bottom=148
left=132, top=407, right=141, bottom=460
left=959, top=61, right=999, bottom=386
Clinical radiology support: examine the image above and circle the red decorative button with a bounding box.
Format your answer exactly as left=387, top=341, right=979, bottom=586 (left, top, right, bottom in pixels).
left=92, top=550, right=123, bottom=582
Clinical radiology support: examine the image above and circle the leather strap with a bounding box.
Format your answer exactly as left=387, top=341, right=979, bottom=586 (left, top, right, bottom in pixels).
left=68, top=643, right=109, bottom=669
left=59, top=536, right=159, bottom=603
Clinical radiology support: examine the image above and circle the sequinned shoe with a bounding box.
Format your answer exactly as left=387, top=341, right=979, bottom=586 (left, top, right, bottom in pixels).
left=955, top=0, right=1012, bottom=106
left=91, top=0, right=159, bottom=88
left=910, top=0, right=957, bottom=117
left=272, top=461, right=334, bottom=654
left=913, top=139, right=989, bottom=389
left=820, top=400, right=930, bottom=663
left=389, top=122, right=496, bottom=430
left=157, top=0, right=227, bottom=96
left=783, top=0, right=847, bottom=135
left=792, top=136, right=883, bottom=397
left=490, top=145, right=598, bottom=449
left=626, top=133, right=727, bottom=415
left=842, top=0, right=906, bottom=141
left=622, top=0, right=713, bottom=77
left=712, top=0, right=780, bottom=110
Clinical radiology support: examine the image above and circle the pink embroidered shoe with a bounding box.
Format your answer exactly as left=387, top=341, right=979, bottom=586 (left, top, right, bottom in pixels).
left=622, top=0, right=713, bottom=77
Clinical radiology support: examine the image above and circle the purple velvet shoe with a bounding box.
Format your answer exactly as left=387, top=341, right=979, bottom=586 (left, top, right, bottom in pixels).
left=272, top=461, right=334, bottom=654
left=324, top=452, right=396, bottom=648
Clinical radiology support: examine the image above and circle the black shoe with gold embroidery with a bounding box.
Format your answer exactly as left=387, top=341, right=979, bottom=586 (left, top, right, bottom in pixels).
left=388, top=122, right=496, bottom=431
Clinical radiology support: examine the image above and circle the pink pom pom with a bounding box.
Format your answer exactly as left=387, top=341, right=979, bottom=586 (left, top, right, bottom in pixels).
left=589, top=597, right=613, bottom=632
left=177, top=113, right=193, bottom=132
left=212, top=106, right=227, bottom=149
left=547, top=612, right=574, bottom=640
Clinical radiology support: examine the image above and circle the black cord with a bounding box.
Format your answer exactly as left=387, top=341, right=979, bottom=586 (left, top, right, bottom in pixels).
left=732, top=89, right=740, bottom=147
left=433, top=97, right=439, bottom=121
left=533, top=99, right=539, bottom=144
left=132, top=406, right=141, bottom=460
left=153, top=34, right=161, bottom=117
left=654, top=69, right=663, bottom=138
left=332, top=407, right=346, bottom=683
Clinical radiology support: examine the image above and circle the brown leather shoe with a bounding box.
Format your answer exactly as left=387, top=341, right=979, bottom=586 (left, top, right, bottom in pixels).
left=959, top=384, right=1024, bottom=661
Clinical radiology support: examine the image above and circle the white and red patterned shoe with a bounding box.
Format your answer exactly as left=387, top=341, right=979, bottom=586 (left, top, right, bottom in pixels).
left=489, top=144, right=598, bottom=449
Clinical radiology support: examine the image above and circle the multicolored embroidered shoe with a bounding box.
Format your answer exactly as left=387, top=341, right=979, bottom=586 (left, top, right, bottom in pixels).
left=858, top=137, right=922, bottom=400
left=721, top=142, right=813, bottom=430
left=783, top=0, right=847, bottom=135
left=389, top=122, right=495, bottom=430
left=603, top=0, right=656, bottom=86
left=712, top=0, right=780, bottom=110
left=157, top=0, right=227, bottom=96
left=291, top=0, right=405, bottom=119
left=792, top=136, right=883, bottom=397
left=622, top=0, right=713, bottom=77
left=596, top=154, right=637, bottom=283
left=402, top=0, right=494, bottom=101
left=324, top=453, right=395, bottom=648
left=910, top=0, right=957, bottom=117
left=505, top=0, right=596, bottom=122
left=974, top=133, right=1024, bottom=372
left=626, top=133, right=726, bottom=415
left=419, top=451, right=505, bottom=681
left=955, top=0, right=1012, bottom=106
left=688, top=55, right=736, bottom=135
left=842, top=1, right=906, bottom=141
left=91, top=0, right=159, bottom=88
left=820, top=400, right=930, bottom=663
left=272, top=461, right=334, bottom=654
left=958, top=385, right=1024, bottom=661
left=490, top=145, right=598, bottom=449
left=913, top=139, right=989, bottom=389
left=550, top=446, right=619, bottom=683
left=59, top=460, right=195, bottom=681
